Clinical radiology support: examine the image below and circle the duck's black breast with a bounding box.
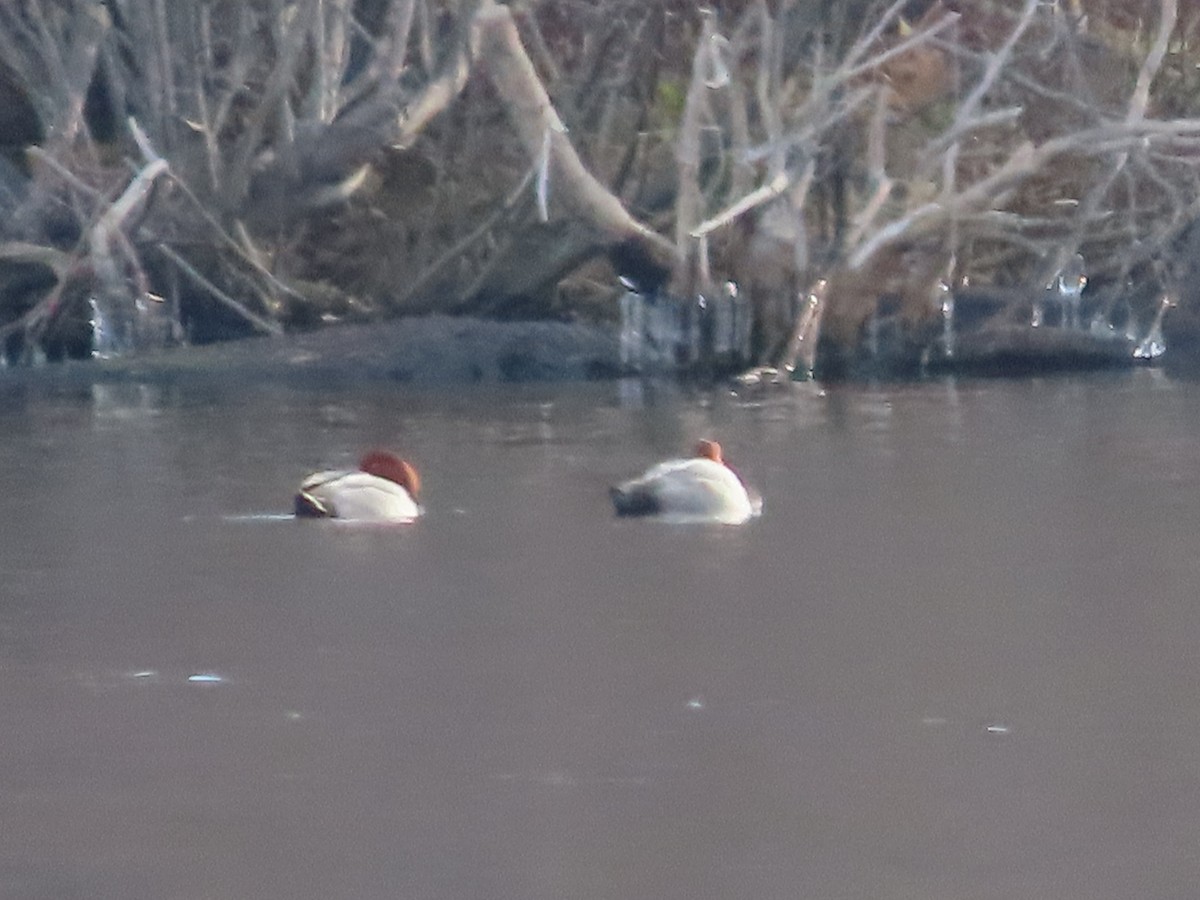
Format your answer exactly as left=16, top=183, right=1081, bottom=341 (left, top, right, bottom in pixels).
left=294, top=491, right=332, bottom=518
left=610, top=484, right=660, bottom=517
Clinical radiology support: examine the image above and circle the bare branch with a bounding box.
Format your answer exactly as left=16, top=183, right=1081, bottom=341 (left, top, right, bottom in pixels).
left=473, top=0, right=674, bottom=257
left=692, top=170, right=790, bottom=239
left=157, top=243, right=283, bottom=336
left=1127, top=0, right=1177, bottom=123
left=953, top=0, right=1038, bottom=127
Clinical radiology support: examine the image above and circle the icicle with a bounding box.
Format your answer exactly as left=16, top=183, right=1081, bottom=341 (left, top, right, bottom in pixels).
left=867, top=303, right=880, bottom=359
left=90, top=290, right=173, bottom=358
left=536, top=126, right=552, bottom=223
left=90, top=293, right=134, bottom=359
left=646, top=294, right=675, bottom=370
left=682, top=294, right=701, bottom=367
left=727, top=281, right=751, bottom=365
left=703, top=34, right=731, bottom=89
left=1056, top=253, right=1087, bottom=329
left=940, top=280, right=955, bottom=358
left=1088, top=312, right=1114, bottom=338
left=1134, top=293, right=1172, bottom=360
left=713, top=286, right=734, bottom=357
left=619, top=290, right=644, bottom=369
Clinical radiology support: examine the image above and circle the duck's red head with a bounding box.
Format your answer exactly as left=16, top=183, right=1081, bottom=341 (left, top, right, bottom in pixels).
left=359, top=450, right=421, bottom=498
left=694, top=439, right=724, bottom=463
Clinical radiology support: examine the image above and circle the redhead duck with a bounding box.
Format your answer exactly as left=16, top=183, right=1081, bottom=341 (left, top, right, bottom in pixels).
left=294, top=451, right=422, bottom=522
left=610, top=439, right=758, bottom=524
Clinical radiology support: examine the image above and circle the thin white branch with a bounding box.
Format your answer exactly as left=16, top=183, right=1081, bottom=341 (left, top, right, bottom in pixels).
left=845, top=177, right=895, bottom=252
left=1127, top=0, right=1177, bottom=123
left=840, top=0, right=916, bottom=73
left=691, top=170, right=790, bottom=238
left=842, top=12, right=960, bottom=82
left=953, top=0, right=1038, bottom=126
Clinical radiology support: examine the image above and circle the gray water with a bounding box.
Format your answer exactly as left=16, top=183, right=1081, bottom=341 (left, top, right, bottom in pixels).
left=3, top=370, right=1200, bottom=900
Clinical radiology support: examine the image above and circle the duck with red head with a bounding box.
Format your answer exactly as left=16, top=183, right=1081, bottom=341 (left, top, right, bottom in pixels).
left=295, top=450, right=422, bottom=522
left=610, top=439, right=759, bottom=524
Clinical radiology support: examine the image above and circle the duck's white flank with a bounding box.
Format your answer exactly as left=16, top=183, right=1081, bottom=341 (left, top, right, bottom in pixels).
left=610, top=440, right=758, bottom=524
left=295, top=451, right=422, bottom=522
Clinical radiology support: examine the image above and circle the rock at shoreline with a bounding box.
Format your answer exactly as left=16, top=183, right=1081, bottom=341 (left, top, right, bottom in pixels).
left=929, top=324, right=1137, bottom=376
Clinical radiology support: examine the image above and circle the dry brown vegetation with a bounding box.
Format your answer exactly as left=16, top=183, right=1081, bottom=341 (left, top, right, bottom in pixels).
left=0, top=0, right=1198, bottom=371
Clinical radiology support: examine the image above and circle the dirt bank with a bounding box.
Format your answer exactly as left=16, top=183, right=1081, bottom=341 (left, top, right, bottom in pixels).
left=0, top=315, right=622, bottom=388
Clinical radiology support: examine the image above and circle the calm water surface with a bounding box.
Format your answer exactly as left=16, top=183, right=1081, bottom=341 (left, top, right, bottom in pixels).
left=2, top=370, right=1200, bottom=900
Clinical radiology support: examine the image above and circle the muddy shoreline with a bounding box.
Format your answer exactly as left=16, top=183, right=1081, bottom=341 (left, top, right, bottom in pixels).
left=0, top=310, right=1165, bottom=392
left=0, top=315, right=624, bottom=389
